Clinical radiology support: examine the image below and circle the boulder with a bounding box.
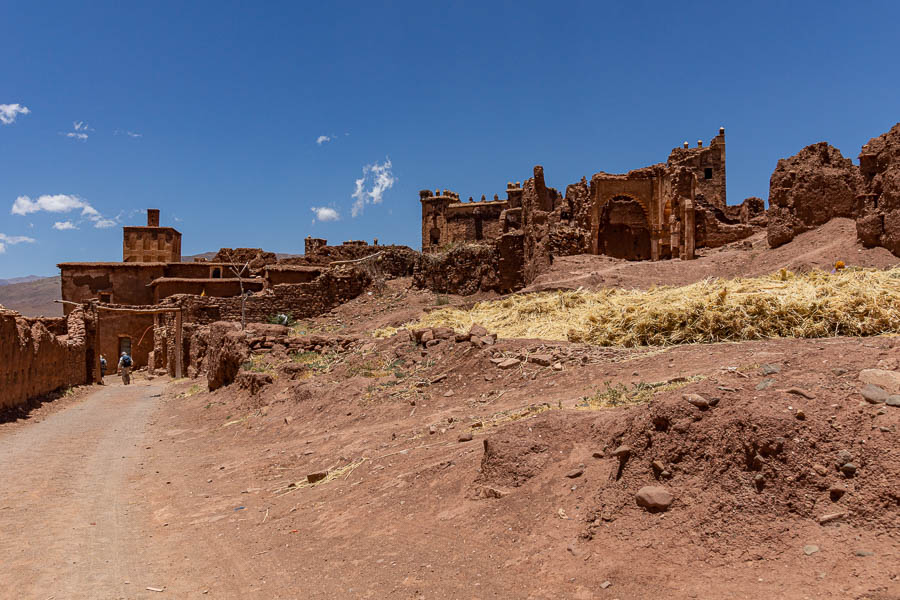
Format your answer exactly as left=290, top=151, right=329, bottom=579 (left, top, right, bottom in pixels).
left=859, top=369, right=900, bottom=394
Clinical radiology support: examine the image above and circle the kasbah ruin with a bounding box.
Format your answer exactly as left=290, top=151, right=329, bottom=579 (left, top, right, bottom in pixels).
left=3, top=117, right=900, bottom=597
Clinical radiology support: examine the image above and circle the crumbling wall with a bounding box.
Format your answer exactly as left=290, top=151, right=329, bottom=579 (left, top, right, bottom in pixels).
left=0, top=306, right=88, bottom=409
left=412, top=243, right=501, bottom=295
left=168, top=266, right=371, bottom=325
left=857, top=122, right=900, bottom=255
left=767, top=143, right=862, bottom=248
left=213, top=248, right=278, bottom=273
left=206, top=321, right=249, bottom=391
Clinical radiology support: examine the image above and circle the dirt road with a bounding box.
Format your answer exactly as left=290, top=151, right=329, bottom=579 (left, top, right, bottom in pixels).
left=0, top=381, right=168, bottom=600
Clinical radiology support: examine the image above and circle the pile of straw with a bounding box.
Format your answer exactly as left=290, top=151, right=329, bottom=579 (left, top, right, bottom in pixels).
left=410, top=267, right=900, bottom=347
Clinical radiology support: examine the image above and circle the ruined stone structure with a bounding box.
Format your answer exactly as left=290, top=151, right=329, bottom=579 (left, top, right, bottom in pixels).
left=421, top=129, right=751, bottom=267
left=123, top=208, right=182, bottom=263
left=767, top=122, right=900, bottom=257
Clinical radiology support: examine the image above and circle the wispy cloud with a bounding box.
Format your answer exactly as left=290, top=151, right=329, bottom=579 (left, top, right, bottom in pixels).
left=0, top=233, right=36, bottom=253
left=0, top=104, right=30, bottom=125
left=316, top=135, right=333, bottom=145
left=53, top=221, right=77, bottom=230
left=115, top=129, right=142, bottom=138
left=351, top=158, right=395, bottom=217
left=63, top=121, right=93, bottom=140
left=11, top=194, right=119, bottom=229
left=311, top=206, right=340, bottom=222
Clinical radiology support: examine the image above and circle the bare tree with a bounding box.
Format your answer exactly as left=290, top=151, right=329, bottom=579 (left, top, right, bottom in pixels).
left=224, top=250, right=252, bottom=330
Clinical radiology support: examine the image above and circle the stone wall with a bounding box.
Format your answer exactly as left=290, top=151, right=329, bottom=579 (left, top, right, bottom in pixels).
left=0, top=306, right=89, bottom=409
left=857, top=123, right=900, bottom=255
left=166, top=266, right=371, bottom=325
left=412, top=243, right=502, bottom=295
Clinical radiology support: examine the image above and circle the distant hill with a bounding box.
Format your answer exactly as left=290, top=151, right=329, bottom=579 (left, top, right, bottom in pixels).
left=0, top=276, right=62, bottom=317
left=0, top=275, right=47, bottom=286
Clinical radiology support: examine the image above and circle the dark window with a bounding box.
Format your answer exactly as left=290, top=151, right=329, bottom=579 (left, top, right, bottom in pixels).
left=99, top=292, right=112, bottom=303
left=704, top=168, right=713, bottom=180
left=475, top=217, right=483, bottom=241
left=119, top=337, right=132, bottom=356
left=211, top=268, right=222, bottom=279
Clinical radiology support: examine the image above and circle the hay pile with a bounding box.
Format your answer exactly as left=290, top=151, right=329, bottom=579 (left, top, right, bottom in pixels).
left=410, top=267, right=900, bottom=347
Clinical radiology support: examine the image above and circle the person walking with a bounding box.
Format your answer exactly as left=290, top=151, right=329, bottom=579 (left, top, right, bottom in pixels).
left=117, top=352, right=133, bottom=385
left=99, top=355, right=107, bottom=384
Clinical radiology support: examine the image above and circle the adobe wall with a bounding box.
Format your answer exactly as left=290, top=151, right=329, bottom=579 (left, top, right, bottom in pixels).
left=412, top=243, right=501, bottom=295
left=151, top=278, right=265, bottom=302
left=667, top=129, right=727, bottom=209
left=0, top=306, right=89, bottom=409
left=96, top=308, right=155, bottom=369
left=59, top=264, right=164, bottom=312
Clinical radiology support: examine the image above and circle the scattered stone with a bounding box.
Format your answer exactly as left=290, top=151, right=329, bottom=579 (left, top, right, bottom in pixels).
left=817, top=511, right=846, bottom=525
left=860, top=384, right=889, bottom=404
left=495, top=358, right=520, bottom=370
left=859, top=369, right=900, bottom=393
left=600, top=581, right=612, bottom=589
left=284, top=416, right=293, bottom=425
left=803, top=545, right=820, bottom=556
left=683, top=393, right=709, bottom=409
left=432, top=327, right=454, bottom=340
left=832, top=367, right=848, bottom=376
left=840, top=463, right=858, bottom=477
left=610, top=445, right=632, bottom=459
left=795, top=409, right=806, bottom=420
left=836, top=449, right=853, bottom=465
left=476, top=485, right=509, bottom=499
left=785, top=387, right=816, bottom=399
left=635, top=486, right=674, bottom=512
left=307, top=471, right=328, bottom=484
left=756, top=378, right=776, bottom=391
left=854, top=550, right=874, bottom=557
left=552, top=362, right=563, bottom=371
left=886, top=396, right=900, bottom=407
left=761, top=364, right=782, bottom=375
left=528, top=354, right=553, bottom=367
left=592, top=451, right=604, bottom=459
left=468, top=324, right=489, bottom=338
left=753, top=473, right=765, bottom=488
left=443, top=390, right=455, bottom=397
left=829, top=484, right=848, bottom=500
left=458, top=432, right=474, bottom=442
left=428, top=425, right=437, bottom=435
left=651, top=460, right=665, bottom=474
left=813, top=464, right=828, bottom=476
left=565, top=466, right=585, bottom=479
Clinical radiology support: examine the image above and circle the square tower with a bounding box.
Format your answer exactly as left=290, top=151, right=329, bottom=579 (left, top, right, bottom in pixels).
left=122, top=209, right=182, bottom=263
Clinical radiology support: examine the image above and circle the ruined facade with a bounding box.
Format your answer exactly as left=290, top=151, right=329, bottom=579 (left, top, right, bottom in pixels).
left=419, top=129, right=762, bottom=292
left=421, top=129, right=748, bottom=266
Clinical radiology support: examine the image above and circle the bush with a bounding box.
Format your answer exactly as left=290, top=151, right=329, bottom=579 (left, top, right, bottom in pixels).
left=268, top=312, right=296, bottom=326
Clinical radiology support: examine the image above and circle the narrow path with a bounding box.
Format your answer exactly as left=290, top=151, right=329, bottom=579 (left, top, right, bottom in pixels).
left=0, top=381, right=166, bottom=599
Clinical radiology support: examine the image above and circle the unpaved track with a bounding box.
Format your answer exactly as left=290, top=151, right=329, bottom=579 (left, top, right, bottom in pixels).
left=0, top=382, right=166, bottom=600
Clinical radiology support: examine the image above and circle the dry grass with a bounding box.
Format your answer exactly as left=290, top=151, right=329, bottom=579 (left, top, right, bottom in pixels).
left=404, top=267, right=900, bottom=346
left=576, top=376, right=704, bottom=409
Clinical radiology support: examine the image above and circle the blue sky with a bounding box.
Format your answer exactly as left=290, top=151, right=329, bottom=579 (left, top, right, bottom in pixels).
left=2, top=1, right=899, bottom=278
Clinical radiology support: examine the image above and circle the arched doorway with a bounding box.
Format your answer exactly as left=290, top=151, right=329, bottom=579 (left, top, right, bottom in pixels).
left=597, top=196, right=651, bottom=260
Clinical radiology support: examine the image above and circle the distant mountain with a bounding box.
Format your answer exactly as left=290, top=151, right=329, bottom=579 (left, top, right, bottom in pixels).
left=0, top=276, right=62, bottom=317
left=0, top=275, right=48, bottom=286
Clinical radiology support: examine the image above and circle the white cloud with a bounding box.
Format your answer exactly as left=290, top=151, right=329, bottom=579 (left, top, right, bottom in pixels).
left=53, top=221, right=77, bottom=230
left=316, top=135, right=333, bottom=145
left=311, top=206, right=340, bottom=222
left=0, top=104, right=30, bottom=125
left=351, top=158, right=396, bottom=217
left=93, top=218, right=117, bottom=228
left=12, top=194, right=92, bottom=215
left=66, top=132, right=88, bottom=140
left=0, top=233, right=36, bottom=253
left=127, top=131, right=142, bottom=138
left=11, top=194, right=120, bottom=229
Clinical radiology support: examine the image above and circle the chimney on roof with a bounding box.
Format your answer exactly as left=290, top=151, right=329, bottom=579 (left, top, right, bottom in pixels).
left=147, top=209, right=160, bottom=227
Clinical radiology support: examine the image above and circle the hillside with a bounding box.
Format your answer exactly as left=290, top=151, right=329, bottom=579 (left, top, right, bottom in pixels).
left=0, top=277, right=62, bottom=317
